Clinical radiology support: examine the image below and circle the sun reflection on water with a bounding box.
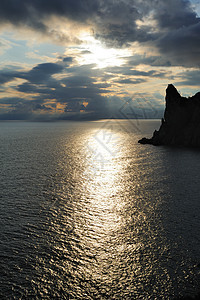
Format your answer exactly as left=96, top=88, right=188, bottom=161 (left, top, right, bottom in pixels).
left=53, top=121, right=179, bottom=299
left=67, top=122, right=172, bottom=299
left=82, top=125, right=126, bottom=234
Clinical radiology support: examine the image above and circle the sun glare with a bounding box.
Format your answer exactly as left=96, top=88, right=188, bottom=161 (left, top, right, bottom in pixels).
left=81, top=126, right=125, bottom=233
left=77, top=34, right=131, bottom=68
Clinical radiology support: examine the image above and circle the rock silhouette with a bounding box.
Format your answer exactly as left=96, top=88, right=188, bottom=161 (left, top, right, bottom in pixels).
left=138, top=84, right=200, bottom=146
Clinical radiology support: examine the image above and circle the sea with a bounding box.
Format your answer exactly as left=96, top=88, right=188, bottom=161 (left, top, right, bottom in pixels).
left=0, top=120, right=200, bottom=299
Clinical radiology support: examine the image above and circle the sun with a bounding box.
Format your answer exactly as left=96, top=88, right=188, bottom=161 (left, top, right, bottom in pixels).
left=77, top=34, right=131, bottom=68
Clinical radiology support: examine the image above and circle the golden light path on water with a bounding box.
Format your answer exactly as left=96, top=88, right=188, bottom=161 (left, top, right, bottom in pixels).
left=83, top=125, right=125, bottom=234
left=45, top=120, right=187, bottom=299
left=63, top=121, right=154, bottom=298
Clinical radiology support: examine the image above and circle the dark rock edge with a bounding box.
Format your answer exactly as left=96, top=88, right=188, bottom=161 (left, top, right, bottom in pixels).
left=138, top=84, right=200, bottom=147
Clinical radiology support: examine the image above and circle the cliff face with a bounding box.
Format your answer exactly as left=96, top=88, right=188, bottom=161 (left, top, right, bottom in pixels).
left=139, top=84, right=200, bottom=147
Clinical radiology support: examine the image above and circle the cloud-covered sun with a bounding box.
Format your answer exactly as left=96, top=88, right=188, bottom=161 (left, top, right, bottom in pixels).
left=77, top=34, right=131, bottom=68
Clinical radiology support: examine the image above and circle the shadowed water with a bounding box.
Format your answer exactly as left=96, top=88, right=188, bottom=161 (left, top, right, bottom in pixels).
left=0, top=120, right=200, bottom=299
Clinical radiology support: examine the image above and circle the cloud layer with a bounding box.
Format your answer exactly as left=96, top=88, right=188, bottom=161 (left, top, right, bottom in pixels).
left=0, top=0, right=199, bottom=65
left=0, top=0, right=200, bottom=120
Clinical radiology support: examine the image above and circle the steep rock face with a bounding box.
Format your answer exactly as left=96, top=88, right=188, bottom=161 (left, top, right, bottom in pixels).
left=138, top=84, right=200, bottom=147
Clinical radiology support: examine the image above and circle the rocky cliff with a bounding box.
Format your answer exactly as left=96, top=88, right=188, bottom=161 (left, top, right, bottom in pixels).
left=138, top=84, right=200, bottom=147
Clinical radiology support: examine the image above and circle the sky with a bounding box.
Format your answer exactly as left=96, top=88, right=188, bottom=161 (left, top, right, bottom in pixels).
left=0, top=0, right=200, bottom=120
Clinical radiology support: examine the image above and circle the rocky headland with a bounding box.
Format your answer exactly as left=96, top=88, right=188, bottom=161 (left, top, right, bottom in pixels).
left=138, top=84, right=200, bottom=147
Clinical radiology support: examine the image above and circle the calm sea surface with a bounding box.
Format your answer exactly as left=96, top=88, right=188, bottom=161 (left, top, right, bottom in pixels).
left=0, top=120, right=200, bottom=299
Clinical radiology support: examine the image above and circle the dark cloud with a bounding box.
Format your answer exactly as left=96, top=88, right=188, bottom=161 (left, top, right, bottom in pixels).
left=12, top=101, right=52, bottom=113
left=0, top=61, right=113, bottom=120
left=126, top=70, right=167, bottom=78
left=0, top=63, right=64, bottom=85
left=0, top=54, right=183, bottom=121
left=116, top=78, right=147, bottom=84
left=153, top=0, right=199, bottom=29
left=157, top=22, right=200, bottom=67
left=1, top=0, right=200, bottom=66
left=0, top=0, right=98, bottom=30
left=0, top=66, right=22, bottom=84
left=34, top=104, right=52, bottom=111
left=2, top=62, right=108, bottom=103
left=105, top=66, right=167, bottom=78
left=96, top=0, right=200, bottom=65
left=0, top=96, right=53, bottom=120
left=65, top=101, right=87, bottom=113
left=176, top=70, right=200, bottom=86
left=94, top=0, right=151, bottom=47
left=0, top=0, right=156, bottom=48
left=17, top=83, right=52, bottom=94
left=62, top=56, right=73, bottom=63
left=23, top=63, right=64, bottom=83
left=0, top=0, right=47, bottom=32
left=0, top=97, right=22, bottom=105
left=61, top=75, right=94, bottom=87
left=139, top=0, right=200, bottom=66
left=0, top=111, right=32, bottom=120
left=127, top=55, right=172, bottom=67
left=0, top=71, right=17, bottom=84
left=5, top=57, right=163, bottom=121
left=0, top=0, right=144, bottom=46
left=0, top=0, right=101, bottom=46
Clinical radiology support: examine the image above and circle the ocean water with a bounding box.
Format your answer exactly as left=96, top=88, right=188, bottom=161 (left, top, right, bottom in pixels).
left=0, top=120, right=200, bottom=299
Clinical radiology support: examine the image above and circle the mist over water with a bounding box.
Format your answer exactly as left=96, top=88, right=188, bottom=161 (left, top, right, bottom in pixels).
left=0, top=120, right=200, bottom=299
